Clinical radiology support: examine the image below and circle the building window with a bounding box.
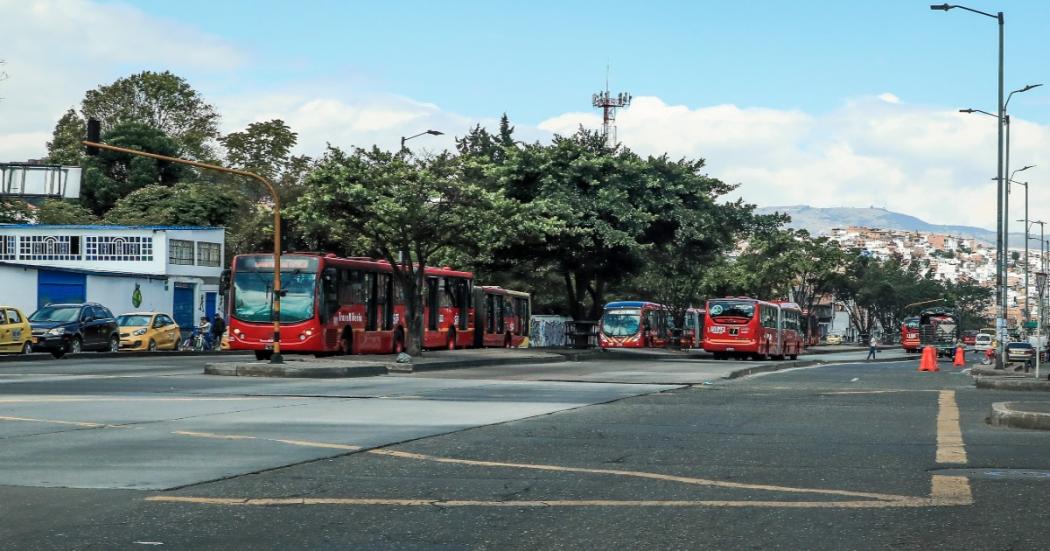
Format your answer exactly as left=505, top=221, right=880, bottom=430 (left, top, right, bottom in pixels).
left=19, top=235, right=80, bottom=260
left=0, top=236, right=14, bottom=260
left=85, top=236, right=153, bottom=261
left=197, top=242, right=221, bottom=267
left=169, top=240, right=195, bottom=265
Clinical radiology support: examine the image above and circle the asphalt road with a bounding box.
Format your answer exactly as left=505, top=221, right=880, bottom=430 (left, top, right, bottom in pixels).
left=3, top=354, right=1050, bottom=549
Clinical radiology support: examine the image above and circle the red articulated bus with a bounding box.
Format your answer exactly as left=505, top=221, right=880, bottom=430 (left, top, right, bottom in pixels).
left=228, top=253, right=474, bottom=360
left=901, top=316, right=920, bottom=353
left=598, top=301, right=673, bottom=349
left=473, top=286, right=531, bottom=348
left=702, top=297, right=801, bottom=360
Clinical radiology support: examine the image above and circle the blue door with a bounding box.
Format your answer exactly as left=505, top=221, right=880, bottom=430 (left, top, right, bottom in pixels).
left=204, top=292, right=217, bottom=322
left=38, top=271, right=86, bottom=309
left=173, top=284, right=195, bottom=335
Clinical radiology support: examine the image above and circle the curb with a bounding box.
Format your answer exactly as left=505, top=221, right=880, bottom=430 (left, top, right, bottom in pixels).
left=205, top=362, right=388, bottom=378
left=722, top=355, right=908, bottom=379
left=0, top=350, right=250, bottom=363
left=975, top=377, right=1050, bottom=392
left=988, top=401, right=1050, bottom=431
left=204, top=354, right=567, bottom=378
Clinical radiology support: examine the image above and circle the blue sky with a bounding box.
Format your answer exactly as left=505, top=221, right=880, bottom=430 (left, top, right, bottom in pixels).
left=4, top=0, right=1050, bottom=229
left=138, top=0, right=1050, bottom=125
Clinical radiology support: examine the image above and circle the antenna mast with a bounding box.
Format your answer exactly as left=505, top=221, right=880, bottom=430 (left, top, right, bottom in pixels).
left=592, top=67, right=630, bottom=148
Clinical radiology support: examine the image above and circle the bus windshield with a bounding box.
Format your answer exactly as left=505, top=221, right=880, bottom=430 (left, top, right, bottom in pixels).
left=233, top=270, right=317, bottom=323
left=708, top=300, right=755, bottom=320
left=904, top=319, right=920, bottom=329
left=602, top=309, right=641, bottom=337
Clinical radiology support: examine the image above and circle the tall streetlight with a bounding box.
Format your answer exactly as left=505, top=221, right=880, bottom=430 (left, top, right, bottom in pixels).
left=83, top=119, right=287, bottom=364
left=400, top=129, right=444, bottom=151
left=934, top=3, right=1007, bottom=365
left=1027, top=220, right=1046, bottom=329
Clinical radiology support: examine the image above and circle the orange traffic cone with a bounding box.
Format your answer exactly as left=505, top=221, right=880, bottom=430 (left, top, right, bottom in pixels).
left=953, top=346, right=966, bottom=368
left=918, top=346, right=940, bottom=372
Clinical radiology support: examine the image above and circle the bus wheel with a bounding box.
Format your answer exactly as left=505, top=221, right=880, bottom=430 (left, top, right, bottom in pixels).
left=447, top=330, right=457, bottom=350
left=393, top=329, right=405, bottom=354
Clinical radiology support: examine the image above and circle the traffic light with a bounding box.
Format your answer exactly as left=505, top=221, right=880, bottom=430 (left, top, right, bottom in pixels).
left=85, top=119, right=101, bottom=156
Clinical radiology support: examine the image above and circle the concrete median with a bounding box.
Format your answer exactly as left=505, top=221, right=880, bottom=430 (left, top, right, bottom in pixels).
left=988, top=401, right=1050, bottom=431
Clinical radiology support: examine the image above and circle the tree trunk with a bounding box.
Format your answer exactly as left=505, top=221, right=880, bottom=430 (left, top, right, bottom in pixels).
left=563, top=270, right=583, bottom=320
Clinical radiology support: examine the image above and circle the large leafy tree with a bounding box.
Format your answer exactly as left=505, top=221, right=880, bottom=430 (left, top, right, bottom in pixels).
left=45, top=109, right=86, bottom=165
left=79, top=122, right=186, bottom=216
left=76, top=71, right=219, bottom=160
left=289, top=147, right=543, bottom=355
left=0, top=199, right=32, bottom=223
left=104, top=183, right=242, bottom=227
left=220, top=119, right=299, bottom=183
left=36, top=200, right=99, bottom=224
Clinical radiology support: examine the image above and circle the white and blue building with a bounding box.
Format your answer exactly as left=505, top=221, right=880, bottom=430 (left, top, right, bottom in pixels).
left=0, top=225, right=225, bottom=333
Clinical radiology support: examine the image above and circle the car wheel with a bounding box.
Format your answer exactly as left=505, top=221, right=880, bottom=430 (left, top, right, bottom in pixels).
left=148, top=340, right=157, bottom=352
left=70, top=337, right=82, bottom=355
left=21, top=341, right=32, bottom=355
left=103, top=335, right=119, bottom=353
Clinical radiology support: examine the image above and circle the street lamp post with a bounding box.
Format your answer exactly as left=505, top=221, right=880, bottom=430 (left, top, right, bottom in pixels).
left=932, top=2, right=1007, bottom=364
left=83, top=120, right=287, bottom=364
left=400, top=129, right=444, bottom=151
left=1028, top=220, right=1046, bottom=329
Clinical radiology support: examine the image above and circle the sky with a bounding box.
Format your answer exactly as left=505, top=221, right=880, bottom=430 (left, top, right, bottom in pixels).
left=3, top=0, right=1050, bottom=231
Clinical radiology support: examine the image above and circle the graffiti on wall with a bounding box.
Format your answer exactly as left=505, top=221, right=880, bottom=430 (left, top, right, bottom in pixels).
left=530, top=315, right=572, bottom=348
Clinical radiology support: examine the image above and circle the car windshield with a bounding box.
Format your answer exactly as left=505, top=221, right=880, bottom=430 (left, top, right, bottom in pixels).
left=233, top=270, right=317, bottom=323
left=117, top=315, right=152, bottom=327
left=708, top=301, right=754, bottom=320
left=601, top=309, right=640, bottom=337
left=29, top=306, right=81, bottom=323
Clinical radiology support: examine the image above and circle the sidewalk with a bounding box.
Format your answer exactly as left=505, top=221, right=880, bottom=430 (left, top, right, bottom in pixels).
left=988, top=401, right=1050, bottom=431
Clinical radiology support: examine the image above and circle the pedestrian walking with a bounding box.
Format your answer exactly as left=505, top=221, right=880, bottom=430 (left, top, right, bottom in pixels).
left=211, top=314, right=226, bottom=350
left=866, top=335, right=878, bottom=360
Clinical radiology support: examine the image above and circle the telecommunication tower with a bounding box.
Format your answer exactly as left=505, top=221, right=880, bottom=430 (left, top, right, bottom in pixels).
left=592, top=73, right=631, bottom=147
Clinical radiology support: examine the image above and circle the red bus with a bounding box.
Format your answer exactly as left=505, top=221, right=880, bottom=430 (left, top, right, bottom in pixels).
left=681, top=307, right=705, bottom=349
left=702, top=297, right=799, bottom=360
left=598, top=301, right=673, bottom=349
left=473, top=286, right=531, bottom=348
left=901, top=316, right=920, bottom=353
left=774, top=301, right=805, bottom=359
left=228, top=253, right=474, bottom=360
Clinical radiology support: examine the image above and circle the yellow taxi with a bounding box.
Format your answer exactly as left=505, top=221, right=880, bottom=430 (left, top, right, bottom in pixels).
left=0, top=306, right=35, bottom=355
left=117, top=312, right=181, bottom=351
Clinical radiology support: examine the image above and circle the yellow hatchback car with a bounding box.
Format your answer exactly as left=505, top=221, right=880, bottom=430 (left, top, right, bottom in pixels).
left=117, top=312, right=181, bottom=351
left=0, top=306, right=35, bottom=355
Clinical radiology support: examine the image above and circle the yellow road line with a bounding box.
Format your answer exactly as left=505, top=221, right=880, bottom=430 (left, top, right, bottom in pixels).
left=929, top=475, right=973, bottom=506
left=145, top=495, right=965, bottom=509
left=172, top=430, right=360, bottom=451
left=936, top=390, right=968, bottom=464
left=366, top=449, right=908, bottom=501
left=0, top=415, right=118, bottom=428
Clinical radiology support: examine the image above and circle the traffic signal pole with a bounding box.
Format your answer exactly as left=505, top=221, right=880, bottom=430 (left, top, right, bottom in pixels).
left=83, top=124, right=285, bottom=364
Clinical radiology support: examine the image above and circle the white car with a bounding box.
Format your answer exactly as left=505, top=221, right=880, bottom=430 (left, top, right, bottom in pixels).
left=974, top=334, right=993, bottom=352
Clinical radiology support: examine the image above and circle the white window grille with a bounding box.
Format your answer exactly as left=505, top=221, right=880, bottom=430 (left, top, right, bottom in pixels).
left=85, top=236, right=153, bottom=261
left=169, top=239, right=195, bottom=265
left=196, top=242, right=221, bottom=267
left=19, top=235, right=80, bottom=260
left=0, top=236, right=14, bottom=260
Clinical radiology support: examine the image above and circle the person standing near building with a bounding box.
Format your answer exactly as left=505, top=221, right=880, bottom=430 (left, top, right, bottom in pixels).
left=866, top=334, right=878, bottom=360
left=211, top=314, right=226, bottom=351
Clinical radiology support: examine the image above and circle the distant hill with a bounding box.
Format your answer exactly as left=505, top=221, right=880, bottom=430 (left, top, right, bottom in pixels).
left=755, top=205, right=1031, bottom=248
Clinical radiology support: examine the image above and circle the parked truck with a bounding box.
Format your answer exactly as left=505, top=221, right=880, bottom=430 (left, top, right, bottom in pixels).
left=920, top=307, right=960, bottom=358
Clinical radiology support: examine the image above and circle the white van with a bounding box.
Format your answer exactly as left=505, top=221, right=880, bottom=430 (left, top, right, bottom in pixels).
left=974, top=333, right=993, bottom=351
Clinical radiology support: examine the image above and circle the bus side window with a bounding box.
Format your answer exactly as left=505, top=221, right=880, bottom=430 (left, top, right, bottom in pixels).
left=366, top=272, right=378, bottom=331
left=426, top=277, right=440, bottom=330
left=377, top=273, right=392, bottom=330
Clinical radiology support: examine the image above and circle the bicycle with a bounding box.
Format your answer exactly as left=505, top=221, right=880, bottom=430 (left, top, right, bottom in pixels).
left=181, top=329, right=213, bottom=352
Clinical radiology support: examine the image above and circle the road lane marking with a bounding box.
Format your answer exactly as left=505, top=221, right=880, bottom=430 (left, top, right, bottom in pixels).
left=936, top=390, right=968, bottom=464
left=0, top=415, right=120, bottom=428
left=172, top=430, right=361, bottom=451
left=929, top=475, right=973, bottom=505
left=0, top=396, right=271, bottom=404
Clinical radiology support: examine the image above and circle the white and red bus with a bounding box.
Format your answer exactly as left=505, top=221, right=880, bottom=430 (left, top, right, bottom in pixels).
left=702, top=297, right=801, bottom=360
left=681, top=307, right=705, bottom=349
left=473, top=286, right=531, bottom=348
left=901, top=316, right=921, bottom=353
left=228, top=253, right=475, bottom=360
left=598, top=301, right=673, bottom=349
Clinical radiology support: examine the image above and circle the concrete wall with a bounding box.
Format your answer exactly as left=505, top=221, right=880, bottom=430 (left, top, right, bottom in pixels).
left=0, top=264, right=40, bottom=314
left=86, top=275, right=172, bottom=316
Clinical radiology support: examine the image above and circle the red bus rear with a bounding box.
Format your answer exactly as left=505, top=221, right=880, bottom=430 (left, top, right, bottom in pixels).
left=702, top=297, right=783, bottom=360
left=774, top=301, right=804, bottom=360
left=228, top=253, right=474, bottom=360
left=599, top=301, right=673, bottom=349
left=901, top=317, right=920, bottom=353
left=474, top=286, right=531, bottom=348
left=681, top=307, right=705, bottom=349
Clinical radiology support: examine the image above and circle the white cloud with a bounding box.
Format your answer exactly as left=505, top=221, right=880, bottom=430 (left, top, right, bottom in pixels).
left=0, top=0, right=242, bottom=161
left=539, top=95, right=1050, bottom=230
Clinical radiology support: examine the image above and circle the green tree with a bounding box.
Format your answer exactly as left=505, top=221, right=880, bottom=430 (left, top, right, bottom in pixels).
left=0, top=199, right=32, bottom=223
left=220, top=119, right=298, bottom=183
left=80, top=71, right=219, bottom=159
left=36, top=200, right=98, bottom=224
left=79, top=122, right=186, bottom=216
left=943, top=279, right=993, bottom=331
left=45, top=109, right=85, bottom=165
left=105, top=183, right=241, bottom=227
left=290, top=147, right=542, bottom=355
